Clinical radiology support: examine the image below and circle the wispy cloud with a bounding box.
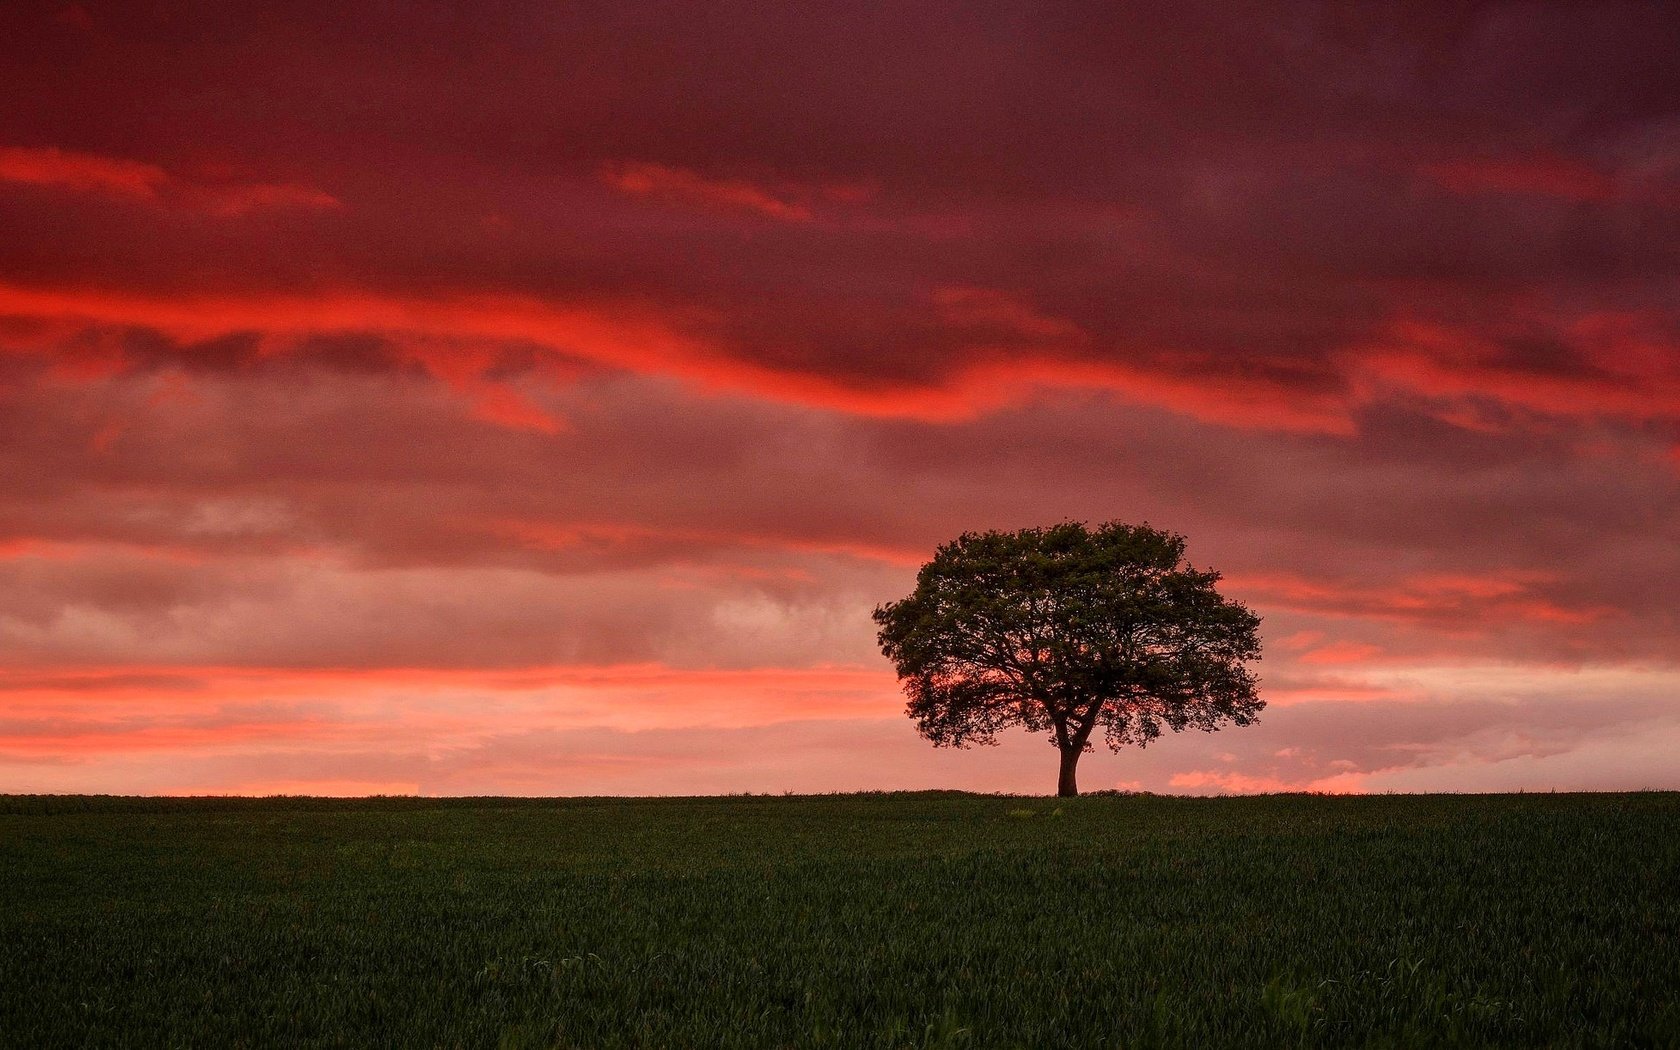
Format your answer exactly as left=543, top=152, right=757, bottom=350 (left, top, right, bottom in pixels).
left=0, top=145, right=339, bottom=215
left=600, top=161, right=871, bottom=222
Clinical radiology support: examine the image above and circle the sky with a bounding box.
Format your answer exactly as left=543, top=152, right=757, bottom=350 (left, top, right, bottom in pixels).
left=1, top=1, right=1677, bottom=796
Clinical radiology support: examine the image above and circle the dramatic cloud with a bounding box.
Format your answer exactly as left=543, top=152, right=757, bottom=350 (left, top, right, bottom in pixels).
left=1, top=0, right=1676, bottom=794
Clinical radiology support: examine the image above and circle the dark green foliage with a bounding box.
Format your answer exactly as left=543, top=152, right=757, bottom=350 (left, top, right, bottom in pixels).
left=4, top=792, right=1678, bottom=1048
left=875, top=522, right=1262, bottom=794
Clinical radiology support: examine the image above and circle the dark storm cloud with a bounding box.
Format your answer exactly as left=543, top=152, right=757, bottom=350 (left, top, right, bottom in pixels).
left=2, top=1, right=1677, bottom=411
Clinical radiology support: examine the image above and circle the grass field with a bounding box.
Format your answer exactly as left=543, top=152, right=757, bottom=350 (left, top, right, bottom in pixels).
left=3, top=791, right=1678, bottom=1048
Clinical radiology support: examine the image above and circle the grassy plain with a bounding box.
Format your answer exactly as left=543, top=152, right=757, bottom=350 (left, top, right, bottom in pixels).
left=3, top=791, right=1677, bottom=1048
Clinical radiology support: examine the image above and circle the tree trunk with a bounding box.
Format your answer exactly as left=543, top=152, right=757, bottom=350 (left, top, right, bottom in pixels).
left=1057, top=747, right=1080, bottom=797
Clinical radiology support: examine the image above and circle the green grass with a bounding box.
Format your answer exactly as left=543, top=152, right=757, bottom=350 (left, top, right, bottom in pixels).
left=3, top=792, right=1678, bottom=1048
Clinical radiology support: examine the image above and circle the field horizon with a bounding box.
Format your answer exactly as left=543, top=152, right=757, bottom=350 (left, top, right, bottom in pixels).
left=7, top=790, right=1678, bottom=1047
left=6, top=785, right=1680, bottom=809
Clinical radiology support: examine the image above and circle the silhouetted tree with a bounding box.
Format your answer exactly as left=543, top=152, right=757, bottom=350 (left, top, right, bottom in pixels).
left=874, top=522, right=1263, bottom=796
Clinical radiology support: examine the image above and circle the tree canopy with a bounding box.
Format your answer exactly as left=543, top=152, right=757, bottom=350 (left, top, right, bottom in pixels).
left=873, top=521, right=1263, bottom=796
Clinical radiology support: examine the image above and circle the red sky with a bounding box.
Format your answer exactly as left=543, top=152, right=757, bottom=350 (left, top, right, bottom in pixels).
left=2, top=1, right=1678, bottom=796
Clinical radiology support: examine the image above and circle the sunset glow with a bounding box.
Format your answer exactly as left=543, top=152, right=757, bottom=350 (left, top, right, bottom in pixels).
left=2, top=2, right=1677, bottom=795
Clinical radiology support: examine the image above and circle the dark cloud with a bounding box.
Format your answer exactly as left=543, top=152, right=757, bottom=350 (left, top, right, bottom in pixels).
left=3, top=2, right=1678, bottom=404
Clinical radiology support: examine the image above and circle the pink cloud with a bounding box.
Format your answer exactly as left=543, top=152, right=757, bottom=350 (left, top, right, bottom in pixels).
left=601, top=161, right=819, bottom=222
left=1297, top=640, right=1385, bottom=665
left=0, top=145, right=168, bottom=198
left=1421, top=155, right=1622, bottom=203
left=197, top=180, right=342, bottom=217
left=0, top=145, right=339, bottom=216
left=1167, top=769, right=1368, bottom=794
left=1227, top=571, right=1619, bottom=631
left=489, top=519, right=925, bottom=567
left=166, top=778, right=421, bottom=797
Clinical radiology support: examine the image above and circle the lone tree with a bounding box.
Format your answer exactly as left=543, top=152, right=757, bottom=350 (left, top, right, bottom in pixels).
left=874, top=521, right=1263, bottom=797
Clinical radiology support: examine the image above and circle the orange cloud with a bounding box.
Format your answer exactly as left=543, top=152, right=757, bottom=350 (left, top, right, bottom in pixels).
left=0, top=718, right=355, bottom=755
left=1350, top=319, right=1680, bottom=423
left=0, top=145, right=339, bottom=215
left=166, top=779, right=421, bottom=797
left=932, top=286, right=1087, bottom=342
left=1167, top=769, right=1368, bottom=794
left=929, top=286, right=1355, bottom=433
left=196, top=180, right=342, bottom=217
left=1259, top=682, right=1400, bottom=706
left=0, top=662, right=901, bottom=722
left=0, top=281, right=1356, bottom=431
left=0, top=280, right=1668, bottom=440
left=0, top=145, right=167, bottom=197
left=459, top=381, right=568, bottom=434
left=1227, top=570, right=1616, bottom=628
left=0, top=283, right=710, bottom=379
left=0, top=537, right=209, bottom=565
left=0, top=538, right=89, bottom=560
left=0, top=661, right=907, bottom=780
left=947, top=355, right=1354, bottom=434
left=601, top=161, right=818, bottom=222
